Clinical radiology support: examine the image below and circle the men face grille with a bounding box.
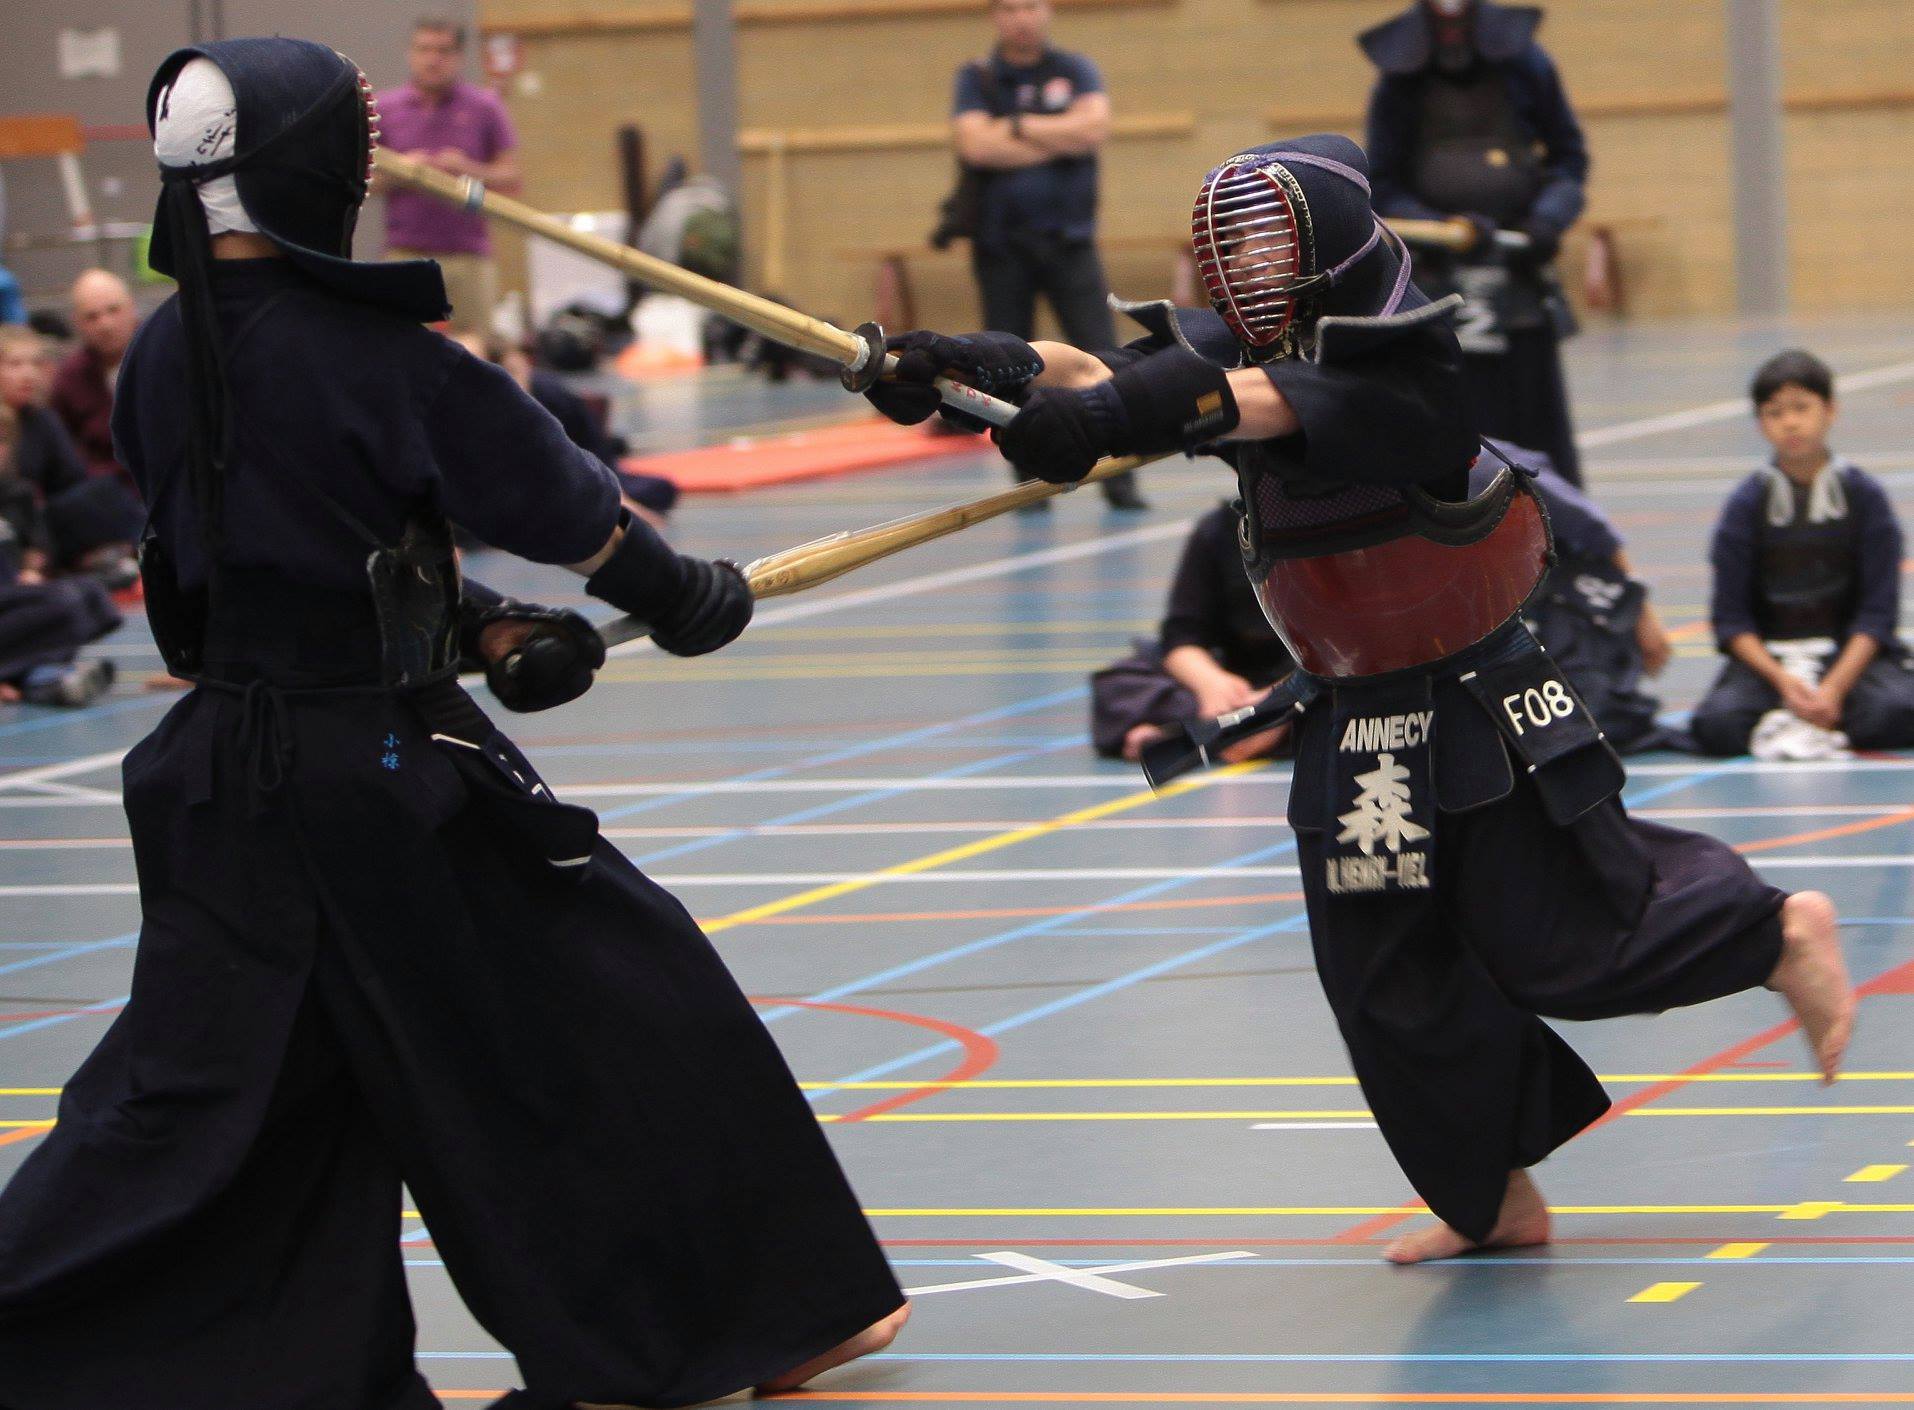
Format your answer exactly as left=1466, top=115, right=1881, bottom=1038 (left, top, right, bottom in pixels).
left=1191, top=165, right=1304, bottom=349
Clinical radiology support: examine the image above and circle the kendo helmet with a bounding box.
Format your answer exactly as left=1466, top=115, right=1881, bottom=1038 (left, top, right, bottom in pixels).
left=146, top=37, right=445, bottom=321
left=1189, top=134, right=1413, bottom=361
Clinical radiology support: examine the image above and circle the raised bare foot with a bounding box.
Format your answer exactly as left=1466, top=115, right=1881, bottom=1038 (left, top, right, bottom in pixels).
left=1121, top=723, right=1167, bottom=762
left=1766, top=890, right=1854, bottom=1084
left=755, top=1302, right=911, bottom=1395
left=1383, top=1169, right=1552, bottom=1265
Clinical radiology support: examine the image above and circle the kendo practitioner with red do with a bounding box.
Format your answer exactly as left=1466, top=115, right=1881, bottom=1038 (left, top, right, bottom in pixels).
left=0, top=39, right=906, bottom=1409
left=1360, top=0, right=1588, bottom=485
left=867, top=134, right=1855, bottom=1263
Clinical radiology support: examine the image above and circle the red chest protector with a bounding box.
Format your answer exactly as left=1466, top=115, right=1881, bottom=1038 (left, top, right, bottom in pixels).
left=1237, top=450, right=1553, bottom=680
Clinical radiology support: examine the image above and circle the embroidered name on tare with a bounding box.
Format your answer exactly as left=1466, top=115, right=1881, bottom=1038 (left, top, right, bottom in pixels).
left=1338, top=710, right=1435, bottom=753
left=1325, top=850, right=1430, bottom=894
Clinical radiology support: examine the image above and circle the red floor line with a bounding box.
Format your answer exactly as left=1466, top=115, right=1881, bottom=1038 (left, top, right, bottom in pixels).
left=877, top=1234, right=1914, bottom=1248
left=749, top=996, right=1000, bottom=1123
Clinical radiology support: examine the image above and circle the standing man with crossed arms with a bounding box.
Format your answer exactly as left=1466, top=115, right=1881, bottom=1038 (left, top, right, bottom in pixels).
left=951, top=0, right=1145, bottom=510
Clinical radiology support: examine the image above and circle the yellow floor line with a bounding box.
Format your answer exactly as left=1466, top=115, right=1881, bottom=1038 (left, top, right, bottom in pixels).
left=1776, top=1201, right=1845, bottom=1221
left=1627, top=1280, right=1702, bottom=1303
left=397, top=1202, right=1914, bottom=1223
left=856, top=1203, right=1914, bottom=1218
left=1705, top=1242, right=1769, bottom=1258
left=701, top=762, right=1264, bottom=936
left=1845, top=1164, right=1907, bottom=1182
left=821, top=1107, right=1914, bottom=1123
left=798, top=1073, right=1914, bottom=1090
left=1631, top=1106, right=1914, bottom=1117
left=818, top=1110, right=1376, bottom=1124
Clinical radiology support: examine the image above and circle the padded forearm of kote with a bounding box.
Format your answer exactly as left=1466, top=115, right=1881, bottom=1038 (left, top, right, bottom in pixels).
left=583, top=511, right=689, bottom=619
left=1106, top=345, right=1240, bottom=455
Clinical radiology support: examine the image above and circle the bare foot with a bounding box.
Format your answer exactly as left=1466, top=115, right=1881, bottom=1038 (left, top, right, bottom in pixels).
left=1766, top=890, right=1854, bottom=1084
left=1383, top=1169, right=1552, bottom=1265
left=755, top=1302, right=911, bottom=1395
left=1120, top=723, right=1166, bottom=762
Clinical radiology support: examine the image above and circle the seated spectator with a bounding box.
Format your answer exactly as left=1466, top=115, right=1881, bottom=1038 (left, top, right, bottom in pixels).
left=1691, top=349, right=1914, bottom=757
left=1091, top=502, right=1294, bottom=762
left=0, top=325, right=140, bottom=586
left=1480, top=441, right=1672, bottom=753
left=51, top=270, right=145, bottom=497
left=452, top=331, right=678, bottom=525
left=0, top=404, right=120, bottom=706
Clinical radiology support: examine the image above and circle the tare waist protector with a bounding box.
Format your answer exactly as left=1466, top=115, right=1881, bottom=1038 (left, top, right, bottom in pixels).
left=1238, top=462, right=1552, bottom=680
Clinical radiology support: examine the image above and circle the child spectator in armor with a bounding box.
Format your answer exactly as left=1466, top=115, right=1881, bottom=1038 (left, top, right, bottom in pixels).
left=1091, top=501, right=1295, bottom=762
left=1690, top=350, right=1914, bottom=757
left=0, top=404, right=120, bottom=706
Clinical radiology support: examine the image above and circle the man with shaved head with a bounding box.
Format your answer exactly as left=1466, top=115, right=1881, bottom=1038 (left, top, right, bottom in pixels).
left=51, top=269, right=141, bottom=493
left=43, top=270, right=145, bottom=583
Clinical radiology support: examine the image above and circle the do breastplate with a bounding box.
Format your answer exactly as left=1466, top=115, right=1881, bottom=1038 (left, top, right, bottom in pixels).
left=1234, top=442, right=1552, bottom=679
left=1756, top=505, right=1858, bottom=642
left=1410, top=70, right=1544, bottom=227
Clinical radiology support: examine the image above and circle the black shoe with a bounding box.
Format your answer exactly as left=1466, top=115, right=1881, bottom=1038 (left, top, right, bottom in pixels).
left=1015, top=495, right=1054, bottom=515
left=1102, top=480, right=1150, bottom=512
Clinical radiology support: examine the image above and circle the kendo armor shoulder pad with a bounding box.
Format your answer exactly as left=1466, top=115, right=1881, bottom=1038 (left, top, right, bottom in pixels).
left=1110, top=297, right=1243, bottom=369
left=1309, top=292, right=1463, bottom=365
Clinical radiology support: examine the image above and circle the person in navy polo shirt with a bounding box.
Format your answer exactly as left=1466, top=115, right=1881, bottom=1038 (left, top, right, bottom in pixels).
left=378, top=16, right=521, bottom=334
left=951, top=0, right=1144, bottom=509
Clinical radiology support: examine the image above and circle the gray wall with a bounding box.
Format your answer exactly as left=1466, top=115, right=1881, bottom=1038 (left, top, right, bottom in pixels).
left=0, top=0, right=475, bottom=309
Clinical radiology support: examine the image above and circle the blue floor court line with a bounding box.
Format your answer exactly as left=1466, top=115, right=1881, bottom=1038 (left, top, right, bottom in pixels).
left=631, top=736, right=1082, bottom=867
left=597, top=685, right=1084, bottom=823
left=0, top=994, right=128, bottom=1042
left=824, top=912, right=1312, bottom=1090
left=767, top=835, right=1302, bottom=1035
left=0, top=933, right=136, bottom=978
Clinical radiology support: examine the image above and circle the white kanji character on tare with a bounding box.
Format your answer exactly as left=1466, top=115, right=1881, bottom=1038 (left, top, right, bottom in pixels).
left=1335, top=751, right=1429, bottom=856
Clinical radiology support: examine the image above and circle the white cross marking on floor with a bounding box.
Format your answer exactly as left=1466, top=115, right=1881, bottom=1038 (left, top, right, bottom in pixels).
left=902, top=1249, right=1254, bottom=1299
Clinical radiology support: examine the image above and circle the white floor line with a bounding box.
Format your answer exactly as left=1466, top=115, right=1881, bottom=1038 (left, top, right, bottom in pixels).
left=902, top=1250, right=1254, bottom=1299
left=607, top=520, right=1194, bottom=659
left=3, top=755, right=1914, bottom=810
left=1, top=852, right=1908, bottom=898
left=5, top=800, right=1898, bottom=851
left=1575, top=356, right=1914, bottom=450
left=0, top=750, right=127, bottom=794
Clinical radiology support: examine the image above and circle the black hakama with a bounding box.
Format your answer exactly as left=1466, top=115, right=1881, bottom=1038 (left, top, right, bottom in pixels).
left=0, top=678, right=903, bottom=1409
left=1287, top=627, right=1785, bottom=1241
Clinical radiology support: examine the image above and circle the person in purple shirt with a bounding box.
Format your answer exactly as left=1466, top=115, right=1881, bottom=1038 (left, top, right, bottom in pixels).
left=377, top=15, right=521, bottom=333
left=1691, top=349, right=1914, bottom=755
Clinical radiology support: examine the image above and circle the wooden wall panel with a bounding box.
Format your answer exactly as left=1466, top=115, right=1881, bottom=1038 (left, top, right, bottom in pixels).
left=480, top=0, right=1914, bottom=325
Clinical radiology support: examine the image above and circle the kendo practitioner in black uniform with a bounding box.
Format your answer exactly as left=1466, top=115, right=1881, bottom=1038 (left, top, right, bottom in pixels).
left=1089, top=501, right=1294, bottom=761
left=0, top=40, right=906, bottom=1409
left=1361, top=0, right=1589, bottom=485
left=1482, top=441, right=1671, bottom=753
left=866, top=134, right=1854, bottom=1263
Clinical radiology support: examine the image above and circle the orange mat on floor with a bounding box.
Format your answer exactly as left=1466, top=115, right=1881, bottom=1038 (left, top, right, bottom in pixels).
left=621, top=416, right=989, bottom=493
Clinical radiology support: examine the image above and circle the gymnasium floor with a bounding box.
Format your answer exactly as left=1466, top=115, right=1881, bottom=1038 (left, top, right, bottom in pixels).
left=6, top=313, right=1914, bottom=1406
